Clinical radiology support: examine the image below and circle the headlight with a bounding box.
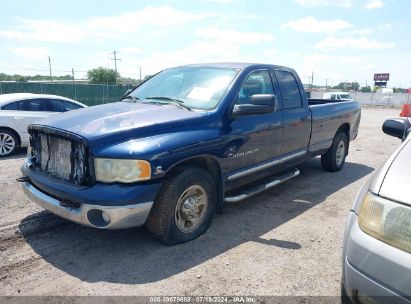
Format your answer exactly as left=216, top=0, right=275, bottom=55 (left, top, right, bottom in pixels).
left=94, top=158, right=151, bottom=183
left=358, top=192, right=411, bottom=254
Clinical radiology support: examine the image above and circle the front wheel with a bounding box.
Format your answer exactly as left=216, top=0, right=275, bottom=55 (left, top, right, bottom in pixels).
left=321, top=132, right=348, bottom=172
left=146, top=166, right=216, bottom=245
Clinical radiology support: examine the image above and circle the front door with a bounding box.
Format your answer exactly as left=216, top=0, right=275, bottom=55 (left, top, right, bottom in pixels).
left=225, top=70, right=282, bottom=172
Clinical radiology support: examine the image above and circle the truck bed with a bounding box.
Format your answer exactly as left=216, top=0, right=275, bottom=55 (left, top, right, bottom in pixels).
left=308, top=98, right=347, bottom=105
left=307, top=99, right=361, bottom=155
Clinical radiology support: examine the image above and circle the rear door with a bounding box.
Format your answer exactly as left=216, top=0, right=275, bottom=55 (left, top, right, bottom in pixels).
left=274, top=70, right=311, bottom=155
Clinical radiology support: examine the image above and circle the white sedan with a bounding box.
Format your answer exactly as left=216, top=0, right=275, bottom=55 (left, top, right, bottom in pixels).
left=0, top=93, right=87, bottom=157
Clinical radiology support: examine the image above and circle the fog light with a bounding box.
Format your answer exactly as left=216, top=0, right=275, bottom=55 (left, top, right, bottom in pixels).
left=87, top=209, right=110, bottom=227
left=101, top=211, right=111, bottom=224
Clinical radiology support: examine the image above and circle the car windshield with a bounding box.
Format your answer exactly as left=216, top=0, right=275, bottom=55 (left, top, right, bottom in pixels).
left=339, top=94, right=353, bottom=99
left=127, top=67, right=239, bottom=110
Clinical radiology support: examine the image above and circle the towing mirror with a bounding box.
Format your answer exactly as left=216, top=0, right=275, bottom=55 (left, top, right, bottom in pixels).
left=233, top=94, right=277, bottom=116
left=382, top=118, right=411, bottom=140
left=250, top=94, right=277, bottom=108
left=233, top=104, right=274, bottom=115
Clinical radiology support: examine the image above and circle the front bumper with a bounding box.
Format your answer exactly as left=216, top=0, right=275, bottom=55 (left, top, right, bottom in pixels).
left=343, top=212, right=411, bottom=303
left=22, top=182, right=153, bottom=229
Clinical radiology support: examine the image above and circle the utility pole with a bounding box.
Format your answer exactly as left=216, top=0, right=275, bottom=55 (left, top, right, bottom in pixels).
left=72, top=68, right=77, bottom=100
left=139, top=66, right=142, bottom=83
left=111, top=50, right=121, bottom=85
left=310, top=71, right=314, bottom=92
left=48, top=56, right=52, bottom=83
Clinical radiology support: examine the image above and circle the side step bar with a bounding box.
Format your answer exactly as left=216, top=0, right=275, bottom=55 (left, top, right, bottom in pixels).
left=224, top=168, right=300, bottom=203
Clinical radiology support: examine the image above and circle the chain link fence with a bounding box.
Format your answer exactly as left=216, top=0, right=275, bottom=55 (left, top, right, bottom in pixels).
left=311, top=91, right=410, bottom=107
left=0, top=82, right=134, bottom=106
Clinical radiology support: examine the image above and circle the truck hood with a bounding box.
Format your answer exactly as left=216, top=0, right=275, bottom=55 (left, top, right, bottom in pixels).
left=378, top=138, right=411, bottom=206
left=30, top=102, right=205, bottom=146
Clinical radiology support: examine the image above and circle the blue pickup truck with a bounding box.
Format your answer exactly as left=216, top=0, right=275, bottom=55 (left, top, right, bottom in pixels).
left=20, top=63, right=361, bottom=244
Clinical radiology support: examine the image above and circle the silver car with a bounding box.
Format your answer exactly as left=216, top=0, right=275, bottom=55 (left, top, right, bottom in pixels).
left=342, top=118, right=411, bottom=303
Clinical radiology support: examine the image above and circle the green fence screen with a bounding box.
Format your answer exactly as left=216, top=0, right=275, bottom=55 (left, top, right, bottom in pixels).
left=0, top=82, right=134, bottom=106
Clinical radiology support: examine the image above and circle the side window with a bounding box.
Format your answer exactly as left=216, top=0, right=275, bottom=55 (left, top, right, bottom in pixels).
left=1, top=101, right=20, bottom=110
left=61, top=100, right=82, bottom=111
left=20, top=99, right=51, bottom=112
left=275, top=71, right=303, bottom=110
left=331, top=94, right=336, bottom=100
left=238, top=70, right=274, bottom=104
left=48, top=99, right=82, bottom=112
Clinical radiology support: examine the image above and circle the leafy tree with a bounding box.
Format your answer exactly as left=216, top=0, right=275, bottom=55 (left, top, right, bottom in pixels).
left=333, top=82, right=360, bottom=91
left=0, top=73, right=73, bottom=82
left=393, top=87, right=406, bottom=93
left=87, top=67, right=119, bottom=85
left=360, top=86, right=372, bottom=93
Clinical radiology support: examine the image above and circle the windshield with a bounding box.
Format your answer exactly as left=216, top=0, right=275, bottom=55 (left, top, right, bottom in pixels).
left=339, top=94, right=353, bottom=100
left=127, top=67, right=238, bottom=110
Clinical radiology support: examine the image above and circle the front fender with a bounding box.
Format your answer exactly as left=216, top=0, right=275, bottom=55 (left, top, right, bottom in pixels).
left=92, top=130, right=227, bottom=179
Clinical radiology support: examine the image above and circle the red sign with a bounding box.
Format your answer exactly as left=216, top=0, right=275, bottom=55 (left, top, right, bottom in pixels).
left=406, top=88, right=411, bottom=94
left=374, top=73, right=390, bottom=81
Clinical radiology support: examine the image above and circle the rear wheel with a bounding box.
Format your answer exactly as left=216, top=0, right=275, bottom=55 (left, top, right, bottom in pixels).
left=146, top=166, right=216, bottom=245
left=321, top=132, right=348, bottom=172
left=0, top=129, right=18, bottom=157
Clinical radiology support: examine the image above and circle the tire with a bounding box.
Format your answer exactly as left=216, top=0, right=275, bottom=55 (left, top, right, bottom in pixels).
left=0, top=129, right=19, bottom=157
left=321, top=132, right=348, bottom=172
left=146, top=166, right=217, bottom=245
left=341, top=282, right=352, bottom=304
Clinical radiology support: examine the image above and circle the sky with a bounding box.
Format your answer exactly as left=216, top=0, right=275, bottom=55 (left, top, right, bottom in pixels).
left=0, top=0, right=409, bottom=87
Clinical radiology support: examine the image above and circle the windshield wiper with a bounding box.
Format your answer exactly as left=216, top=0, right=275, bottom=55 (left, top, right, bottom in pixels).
left=121, top=95, right=140, bottom=102
left=145, top=96, right=191, bottom=111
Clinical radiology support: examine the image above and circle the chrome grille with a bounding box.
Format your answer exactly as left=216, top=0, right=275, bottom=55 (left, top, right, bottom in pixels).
left=29, top=130, right=89, bottom=185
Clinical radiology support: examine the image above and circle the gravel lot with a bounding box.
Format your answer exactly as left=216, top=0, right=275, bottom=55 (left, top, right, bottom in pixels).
left=0, top=107, right=401, bottom=298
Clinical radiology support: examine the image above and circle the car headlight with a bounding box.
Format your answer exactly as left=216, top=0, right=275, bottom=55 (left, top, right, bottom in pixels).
left=358, top=192, right=411, bottom=254
left=94, top=158, right=151, bottom=183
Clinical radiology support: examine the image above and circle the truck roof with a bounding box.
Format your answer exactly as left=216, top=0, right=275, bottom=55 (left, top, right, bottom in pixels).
left=179, top=62, right=292, bottom=71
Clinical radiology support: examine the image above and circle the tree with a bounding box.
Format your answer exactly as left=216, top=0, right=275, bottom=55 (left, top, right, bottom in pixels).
left=360, top=86, right=372, bottom=93
left=393, top=87, right=406, bottom=93
left=0, top=73, right=73, bottom=82
left=333, top=82, right=359, bottom=91
left=87, top=67, right=119, bottom=85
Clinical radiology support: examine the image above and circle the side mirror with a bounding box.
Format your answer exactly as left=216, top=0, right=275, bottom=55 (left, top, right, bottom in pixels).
left=382, top=118, right=410, bottom=140
left=250, top=94, right=277, bottom=108
left=232, top=94, right=277, bottom=116
left=233, top=104, right=274, bottom=115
